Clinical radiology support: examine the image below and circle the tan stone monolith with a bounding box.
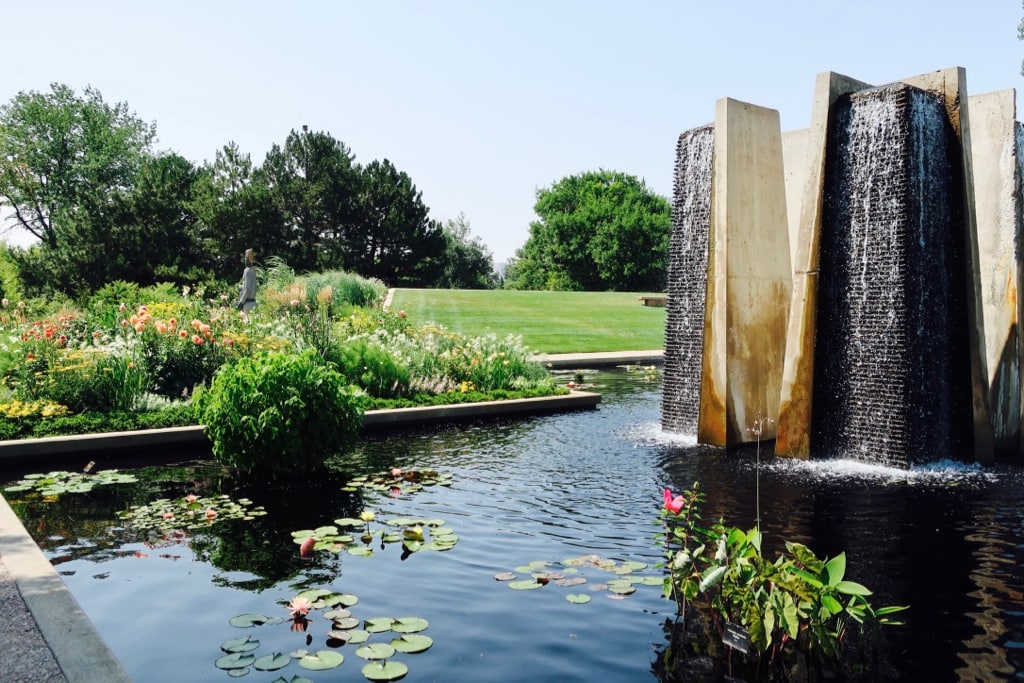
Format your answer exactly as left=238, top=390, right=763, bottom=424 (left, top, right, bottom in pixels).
left=698, top=98, right=791, bottom=446
left=967, top=88, right=1022, bottom=459
left=775, top=72, right=870, bottom=458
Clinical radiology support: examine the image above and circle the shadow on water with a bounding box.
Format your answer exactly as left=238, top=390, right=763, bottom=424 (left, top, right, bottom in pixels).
left=2, top=367, right=1023, bottom=681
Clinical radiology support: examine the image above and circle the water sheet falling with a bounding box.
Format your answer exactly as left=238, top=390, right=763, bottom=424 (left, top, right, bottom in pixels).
left=662, top=124, right=714, bottom=435
left=812, top=84, right=972, bottom=467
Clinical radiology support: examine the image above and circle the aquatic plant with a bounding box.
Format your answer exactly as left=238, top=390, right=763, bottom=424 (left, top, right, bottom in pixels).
left=657, top=482, right=906, bottom=676
left=218, top=588, right=431, bottom=680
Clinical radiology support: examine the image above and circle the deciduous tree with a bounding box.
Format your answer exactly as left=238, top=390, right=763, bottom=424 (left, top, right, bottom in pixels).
left=505, top=170, right=671, bottom=291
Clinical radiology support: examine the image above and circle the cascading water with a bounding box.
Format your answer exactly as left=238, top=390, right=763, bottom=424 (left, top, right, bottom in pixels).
left=812, top=84, right=972, bottom=466
left=661, top=124, right=713, bottom=435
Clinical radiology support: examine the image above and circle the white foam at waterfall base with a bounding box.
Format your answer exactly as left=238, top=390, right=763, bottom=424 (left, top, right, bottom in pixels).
left=620, top=420, right=697, bottom=447
left=761, top=455, right=998, bottom=485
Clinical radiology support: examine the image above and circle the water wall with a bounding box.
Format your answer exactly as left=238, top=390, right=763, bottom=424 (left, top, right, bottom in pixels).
left=661, top=124, right=713, bottom=435
left=811, top=84, right=972, bottom=466
left=665, top=67, right=1024, bottom=464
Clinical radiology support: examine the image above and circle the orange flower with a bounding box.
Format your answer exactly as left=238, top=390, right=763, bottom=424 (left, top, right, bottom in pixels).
left=155, top=321, right=168, bottom=334
left=191, top=334, right=204, bottom=345
left=178, top=330, right=188, bottom=339
left=134, top=322, right=145, bottom=332
left=169, top=318, right=177, bottom=328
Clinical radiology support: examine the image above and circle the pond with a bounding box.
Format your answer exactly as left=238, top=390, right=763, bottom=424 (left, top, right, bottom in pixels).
left=3, top=366, right=1024, bottom=682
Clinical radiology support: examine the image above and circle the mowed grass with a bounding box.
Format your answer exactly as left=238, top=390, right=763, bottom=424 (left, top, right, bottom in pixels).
left=390, top=289, right=666, bottom=354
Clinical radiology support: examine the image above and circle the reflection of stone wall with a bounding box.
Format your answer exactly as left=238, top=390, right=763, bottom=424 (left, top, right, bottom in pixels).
left=661, top=125, right=713, bottom=435
left=811, top=84, right=972, bottom=466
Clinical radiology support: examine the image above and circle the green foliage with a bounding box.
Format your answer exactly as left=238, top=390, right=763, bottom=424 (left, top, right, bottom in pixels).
left=506, top=169, right=671, bottom=291
left=195, top=351, right=363, bottom=473
left=658, top=483, right=906, bottom=675
left=0, top=244, right=24, bottom=302
left=332, top=338, right=412, bottom=398
left=40, top=348, right=149, bottom=412
left=437, top=213, right=497, bottom=289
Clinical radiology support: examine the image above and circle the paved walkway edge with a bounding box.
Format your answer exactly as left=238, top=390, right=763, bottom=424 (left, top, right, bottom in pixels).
left=0, top=494, right=131, bottom=682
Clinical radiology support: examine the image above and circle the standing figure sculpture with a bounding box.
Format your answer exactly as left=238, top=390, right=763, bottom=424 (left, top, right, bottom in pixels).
left=235, top=249, right=257, bottom=313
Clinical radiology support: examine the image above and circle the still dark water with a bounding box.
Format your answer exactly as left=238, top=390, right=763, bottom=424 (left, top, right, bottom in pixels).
left=4, top=367, right=1024, bottom=682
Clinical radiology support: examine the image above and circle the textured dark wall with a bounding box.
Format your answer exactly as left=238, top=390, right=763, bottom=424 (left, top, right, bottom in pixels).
left=662, top=124, right=714, bottom=435
left=812, top=84, right=972, bottom=466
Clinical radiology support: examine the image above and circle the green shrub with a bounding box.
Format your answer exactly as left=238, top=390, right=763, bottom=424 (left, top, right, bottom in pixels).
left=331, top=338, right=411, bottom=398
left=196, top=351, right=363, bottom=473
left=39, top=348, right=150, bottom=413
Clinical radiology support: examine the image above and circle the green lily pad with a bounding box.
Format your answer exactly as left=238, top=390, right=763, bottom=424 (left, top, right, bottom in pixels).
left=323, top=609, right=351, bottom=621
left=254, top=653, right=291, bottom=671
left=361, top=660, right=409, bottom=681
left=566, top=593, right=592, bottom=604
left=390, top=634, right=433, bottom=653
left=221, top=636, right=260, bottom=653
left=356, top=643, right=396, bottom=660
left=230, top=613, right=273, bottom=628
left=623, top=561, right=649, bottom=571
left=334, top=517, right=364, bottom=527
left=227, top=668, right=250, bottom=678
left=391, top=617, right=428, bottom=633
left=364, top=617, right=395, bottom=633
left=346, top=629, right=371, bottom=644
left=508, top=580, right=542, bottom=590
left=297, top=650, right=344, bottom=671
left=271, top=677, right=313, bottom=683
left=348, top=547, right=374, bottom=557
left=332, top=617, right=360, bottom=630
left=494, top=572, right=517, bottom=581
left=216, top=652, right=256, bottom=670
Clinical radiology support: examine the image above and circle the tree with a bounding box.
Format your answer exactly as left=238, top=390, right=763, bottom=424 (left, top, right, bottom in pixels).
left=259, top=127, right=361, bottom=273
left=350, top=159, right=445, bottom=286
left=0, top=83, right=156, bottom=248
left=505, top=170, right=671, bottom=291
left=437, top=213, right=496, bottom=289
left=192, top=142, right=289, bottom=279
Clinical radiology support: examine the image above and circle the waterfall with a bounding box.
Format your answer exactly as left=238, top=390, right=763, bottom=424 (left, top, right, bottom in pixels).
left=661, top=124, right=714, bottom=435
left=812, top=84, right=972, bottom=466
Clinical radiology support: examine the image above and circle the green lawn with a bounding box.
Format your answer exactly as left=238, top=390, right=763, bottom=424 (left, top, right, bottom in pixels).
left=390, top=289, right=666, bottom=354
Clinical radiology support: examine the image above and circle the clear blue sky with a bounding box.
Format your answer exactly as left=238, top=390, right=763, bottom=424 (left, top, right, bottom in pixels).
left=2, top=1, right=1021, bottom=262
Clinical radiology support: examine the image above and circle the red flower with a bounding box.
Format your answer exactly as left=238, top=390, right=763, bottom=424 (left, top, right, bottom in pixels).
left=663, top=488, right=685, bottom=515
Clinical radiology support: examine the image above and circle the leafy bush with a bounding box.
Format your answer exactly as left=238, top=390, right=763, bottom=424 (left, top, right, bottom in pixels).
left=331, top=338, right=412, bottom=398
left=658, top=482, right=906, bottom=677
left=196, top=351, right=363, bottom=473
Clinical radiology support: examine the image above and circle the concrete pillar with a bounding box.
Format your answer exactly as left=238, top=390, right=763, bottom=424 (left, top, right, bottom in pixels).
left=698, top=98, right=792, bottom=446
left=776, top=72, right=870, bottom=458
left=967, top=88, right=1022, bottom=459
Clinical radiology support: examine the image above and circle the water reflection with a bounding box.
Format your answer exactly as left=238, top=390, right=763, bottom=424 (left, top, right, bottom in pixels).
left=2, top=368, right=1022, bottom=681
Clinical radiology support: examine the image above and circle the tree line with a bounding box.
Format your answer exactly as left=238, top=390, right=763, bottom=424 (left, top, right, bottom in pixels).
left=0, top=83, right=673, bottom=300
left=0, top=83, right=496, bottom=299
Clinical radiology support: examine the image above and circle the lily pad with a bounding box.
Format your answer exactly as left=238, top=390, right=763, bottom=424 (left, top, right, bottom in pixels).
left=297, top=650, right=344, bottom=671
left=221, top=636, right=260, bottom=653
left=323, top=609, right=351, bottom=621
left=390, top=617, right=428, bottom=634
left=348, top=547, right=374, bottom=557
left=508, top=580, right=542, bottom=590
left=253, top=653, right=291, bottom=671
left=230, top=613, right=273, bottom=628
left=332, top=617, right=360, bottom=630
left=364, top=617, right=395, bottom=633
left=271, top=677, right=313, bottom=683
left=493, top=572, right=517, bottom=581
left=356, top=643, right=396, bottom=660
left=556, top=577, right=587, bottom=587
left=390, top=634, right=433, bottom=654
left=566, top=593, right=592, bottom=604
left=361, top=660, right=409, bottom=681
left=216, top=652, right=256, bottom=670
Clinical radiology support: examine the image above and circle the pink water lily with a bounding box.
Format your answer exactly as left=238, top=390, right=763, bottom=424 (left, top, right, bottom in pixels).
left=299, top=537, right=316, bottom=559
left=663, top=488, right=685, bottom=515
left=288, top=595, right=314, bottom=618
